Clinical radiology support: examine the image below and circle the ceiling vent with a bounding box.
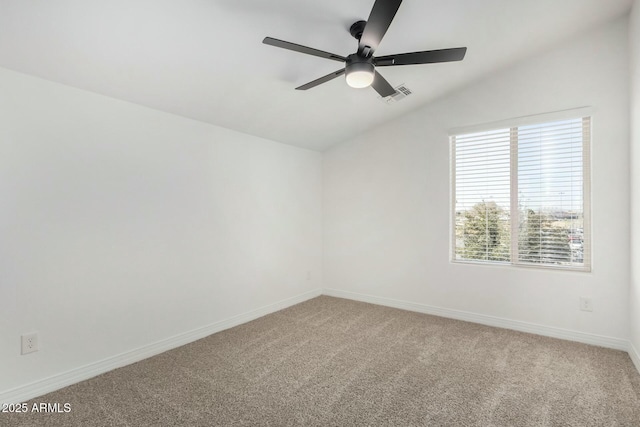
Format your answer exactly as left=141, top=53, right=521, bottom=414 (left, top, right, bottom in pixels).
left=382, top=84, right=412, bottom=104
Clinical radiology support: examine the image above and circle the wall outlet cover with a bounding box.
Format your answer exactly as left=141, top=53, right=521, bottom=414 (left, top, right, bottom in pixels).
left=579, top=297, right=593, bottom=312
left=21, top=332, right=39, bottom=355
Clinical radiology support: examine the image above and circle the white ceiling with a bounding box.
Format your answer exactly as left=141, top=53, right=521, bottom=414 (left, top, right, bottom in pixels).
left=0, top=0, right=633, bottom=151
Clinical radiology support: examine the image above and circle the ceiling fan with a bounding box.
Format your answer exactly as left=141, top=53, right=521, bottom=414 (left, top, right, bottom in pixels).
left=263, top=0, right=467, bottom=97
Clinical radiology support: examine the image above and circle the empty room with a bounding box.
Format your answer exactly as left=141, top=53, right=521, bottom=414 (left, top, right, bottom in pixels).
left=1, top=0, right=640, bottom=425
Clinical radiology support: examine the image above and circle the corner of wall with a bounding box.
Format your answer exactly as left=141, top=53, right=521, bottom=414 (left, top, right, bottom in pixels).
left=629, top=0, right=640, bottom=374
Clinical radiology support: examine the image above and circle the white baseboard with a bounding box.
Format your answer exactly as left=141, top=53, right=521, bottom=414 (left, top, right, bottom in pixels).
left=0, top=288, right=322, bottom=405
left=630, top=341, right=640, bottom=375
left=3, top=287, right=636, bottom=405
left=322, top=288, right=629, bottom=352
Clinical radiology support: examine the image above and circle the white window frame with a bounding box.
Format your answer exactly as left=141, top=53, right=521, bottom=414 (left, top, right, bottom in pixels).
left=449, top=108, right=592, bottom=272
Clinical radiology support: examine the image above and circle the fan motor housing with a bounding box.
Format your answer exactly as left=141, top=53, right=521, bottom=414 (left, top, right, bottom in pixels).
left=345, top=54, right=375, bottom=76
left=345, top=54, right=375, bottom=88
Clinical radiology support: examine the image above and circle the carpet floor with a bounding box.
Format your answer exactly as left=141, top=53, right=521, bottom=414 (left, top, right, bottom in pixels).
left=3, top=296, right=640, bottom=426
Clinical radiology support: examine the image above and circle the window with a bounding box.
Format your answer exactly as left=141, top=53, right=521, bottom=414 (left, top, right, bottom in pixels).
left=451, top=114, right=591, bottom=271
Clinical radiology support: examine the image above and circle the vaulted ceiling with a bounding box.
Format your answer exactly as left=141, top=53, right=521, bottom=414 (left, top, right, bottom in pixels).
left=0, top=0, right=633, bottom=151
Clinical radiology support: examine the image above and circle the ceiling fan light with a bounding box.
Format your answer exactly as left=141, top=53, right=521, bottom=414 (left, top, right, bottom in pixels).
left=345, top=61, right=375, bottom=88
left=346, top=70, right=375, bottom=88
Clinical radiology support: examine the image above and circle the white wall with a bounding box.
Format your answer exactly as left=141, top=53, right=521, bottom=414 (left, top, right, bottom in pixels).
left=630, top=0, right=640, bottom=366
left=324, top=18, right=630, bottom=341
left=0, top=67, right=322, bottom=394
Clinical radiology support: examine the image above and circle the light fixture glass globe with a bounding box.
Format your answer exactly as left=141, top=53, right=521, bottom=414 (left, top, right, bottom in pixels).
left=345, top=60, right=375, bottom=89
left=346, top=70, right=375, bottom=88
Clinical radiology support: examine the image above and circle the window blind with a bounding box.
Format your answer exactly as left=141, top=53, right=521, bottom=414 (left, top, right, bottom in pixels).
left=451, top=116, right=591, bottom=271
left=452, top=128, right=511, bottom=262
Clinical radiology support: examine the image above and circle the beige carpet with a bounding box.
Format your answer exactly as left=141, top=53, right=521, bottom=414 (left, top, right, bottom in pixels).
left=3, top=296, right=640, bottom=426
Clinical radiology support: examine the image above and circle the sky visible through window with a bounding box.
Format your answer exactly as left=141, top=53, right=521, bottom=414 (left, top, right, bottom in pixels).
left=455, top=118, right=584, bottom=213
left=518, top=119, right=583, bottom=213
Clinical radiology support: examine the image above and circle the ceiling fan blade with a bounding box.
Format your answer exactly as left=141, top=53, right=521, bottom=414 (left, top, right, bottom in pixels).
left=371, top=71, right=396, bottom=97
left=263, top=37, right=346, bottom=62
left=358, top=0, right=403, bottom=57
left=296, top=69, right=346, bottom=90
left=375, top=47, right=467, bottom=66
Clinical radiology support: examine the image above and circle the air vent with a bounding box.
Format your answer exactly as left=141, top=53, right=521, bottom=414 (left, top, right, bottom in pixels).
left=381, top=84, right=412, bottom=104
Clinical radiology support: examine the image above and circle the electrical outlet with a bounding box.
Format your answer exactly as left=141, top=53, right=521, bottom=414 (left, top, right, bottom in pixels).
left=579, top=297, right=593, bottom=312
left=307, top=271, right=311, bottom=281
left=21, top=332, right=38, bottom=355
